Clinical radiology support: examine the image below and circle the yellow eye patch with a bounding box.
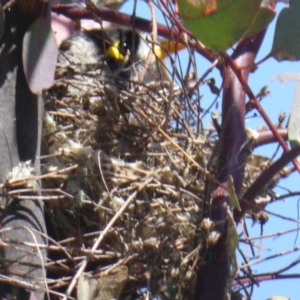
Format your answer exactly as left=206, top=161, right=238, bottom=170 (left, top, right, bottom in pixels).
left=106, top=41, right=125, bottom=62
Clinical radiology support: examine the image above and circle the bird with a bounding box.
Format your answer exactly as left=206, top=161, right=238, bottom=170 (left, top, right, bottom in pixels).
left=56, top=26, right=185, bottom=91
left=43, top=26, right=185, bottom=152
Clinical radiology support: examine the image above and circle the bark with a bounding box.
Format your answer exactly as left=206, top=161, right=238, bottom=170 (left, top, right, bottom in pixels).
left=0, top=4, right=46, bottom=300
left=194, top=32, right=267, bottom=300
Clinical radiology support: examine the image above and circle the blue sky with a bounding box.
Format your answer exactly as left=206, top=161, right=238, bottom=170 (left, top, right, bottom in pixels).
left=242, top=4, right=300, bottom=299
left=118, top=2, right=300, bottom=299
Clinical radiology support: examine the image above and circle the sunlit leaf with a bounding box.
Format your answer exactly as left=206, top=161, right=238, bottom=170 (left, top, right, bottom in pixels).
left=177, top=0, right=262, bottom=51
left=288, top=82, right=300, bottom=154
left=273, top=72, right=300, bottom=161
left=22, top=3, right=58, bottom=94
left=228, top=176, right=241, bottom=211
left=227, top=210, right=239, bottom=252
left=242, top=7, right=275, bottom=39
left=226, top=208, right=239, bottom=276
left=271, top=1, right=300, bottom=61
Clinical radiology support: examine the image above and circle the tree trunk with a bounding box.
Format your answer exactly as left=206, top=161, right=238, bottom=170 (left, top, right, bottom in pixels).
left=0, top=4, right=46, bottom=300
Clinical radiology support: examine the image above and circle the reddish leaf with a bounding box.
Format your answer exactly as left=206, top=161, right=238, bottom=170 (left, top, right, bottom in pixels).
left=22, top=3, right=58, bottom=94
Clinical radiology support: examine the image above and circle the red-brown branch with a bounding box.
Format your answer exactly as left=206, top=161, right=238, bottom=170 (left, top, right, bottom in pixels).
left=194, top=31, right=267, bottom=300
left=51, top=4, right=214, bottom=62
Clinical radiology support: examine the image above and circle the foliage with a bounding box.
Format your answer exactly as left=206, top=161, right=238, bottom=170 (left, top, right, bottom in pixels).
left=271, top=0, right=300, bottom=61
left=177, top=0, right=275, bottom=51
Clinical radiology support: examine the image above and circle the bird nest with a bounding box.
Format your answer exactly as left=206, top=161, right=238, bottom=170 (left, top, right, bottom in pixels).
left=1, top=27, right=278, bottom=299
left=39, top=29, right=218, bottom=299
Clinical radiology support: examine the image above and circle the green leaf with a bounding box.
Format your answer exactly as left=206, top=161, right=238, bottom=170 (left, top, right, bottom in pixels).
left=228, top=175, right=241, bottom=211
left=22, top=3, right=58, bottom=94
left=271, top=1, right=300, bottom=61
left=226, top=208, right=239, bottom=276
left=242, top=7, right=275, bottom=39
left=177, top=0, right=262, bottom=51
left=227, top=221, right=239, bottom=256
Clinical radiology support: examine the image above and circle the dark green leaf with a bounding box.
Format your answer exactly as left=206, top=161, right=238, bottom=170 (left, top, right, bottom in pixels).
left=271, top=1, right=300, bottom=61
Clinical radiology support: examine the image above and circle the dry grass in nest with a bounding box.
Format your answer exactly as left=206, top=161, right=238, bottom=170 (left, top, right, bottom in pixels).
left=38, top=29, right=216, bottom=299
left=0, top=27, right=278, bottom=299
